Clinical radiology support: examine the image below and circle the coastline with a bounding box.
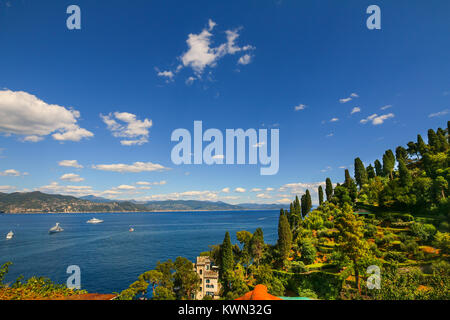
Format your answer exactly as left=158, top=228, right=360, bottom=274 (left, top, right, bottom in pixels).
left=0, top=208, right=282, bottom=215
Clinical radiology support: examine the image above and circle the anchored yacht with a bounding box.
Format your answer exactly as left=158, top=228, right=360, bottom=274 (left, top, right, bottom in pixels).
left=49, top=223, right=64, bottom=234
left=6, top=231, right=14, bottom=240
left=87, top=217, right=104, bottom=224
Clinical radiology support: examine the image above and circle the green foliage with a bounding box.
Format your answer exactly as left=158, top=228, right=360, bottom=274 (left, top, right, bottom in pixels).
left=300, top=240, right=317, bottom=265
left=318, top=186, right=324, bottom=206
left=354, top=157, right=368, bottom=188
left=325, top=178, right=333, bottom=201
left=220, top=231, right=234, bottom=285
left=297, top=288, right=318, bottom=299
left=277, top=210, right=292, bottom=266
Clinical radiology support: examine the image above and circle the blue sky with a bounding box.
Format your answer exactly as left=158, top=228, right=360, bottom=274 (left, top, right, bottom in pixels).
left=0, top=0, right=449, bottom=204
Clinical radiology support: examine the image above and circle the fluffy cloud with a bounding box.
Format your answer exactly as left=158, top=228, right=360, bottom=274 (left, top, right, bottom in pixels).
left=330, top=118, right=339, bottom=122
left=0, top=169, right=28, bottom=176
left=136, top=180, right=167, bottom=186
left=339, top=93, right=358, bottom=104
left=0, top=90, right=93, bottom=142
left=428, top=109, right=449, bottom=118
left=238, top=54, right=252, bottom=65
left=60, top=173, right=84, bottom=182
left=294, top=104, right=306, bottom=111
left=159, top=19, right=254, bottom=81
left=360, top=113, right=395, bottom=125
left=222, top=187, right=230, bottom=193
left=380, top=105, right=392, bottom=110
left=0, top=185, right=16, bottom=192
left=58, top=160, right=83, bottom=169
left=251, top=188, right=262, bottom=192
left=351, top=107, right=361, bottom=114
left=101, top=112, right=152, bottom=146
left=256, top=193, right=271, bottom=199
left=92, top=161, right=170, bottom=173
left=38, top=182, right=94, bottom=197
left=234, top=187, right=246, bottom=193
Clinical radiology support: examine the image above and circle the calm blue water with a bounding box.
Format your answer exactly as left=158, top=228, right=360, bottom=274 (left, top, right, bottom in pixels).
left=0, top=210, right=279, bottom=293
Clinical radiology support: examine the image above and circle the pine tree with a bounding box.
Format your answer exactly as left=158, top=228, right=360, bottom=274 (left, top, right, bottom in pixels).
left=382, top=150, right=395, bottom=180
left=398, top=159, right=412, bottom=187
left=406, top=141, right=419, bottom=159
left=318, top=186, right=324, bottom=206
left=374, top=159, right=383, bottom=176
left=325, top=178, right=333, bottom=201
left=366, top=164, right=376, bottom=179
left=301, top=194, right=307, bottom=218
left=344, top=169, right=352, bottom=188
left=220, top=231, right=234, bottom=280
left=395, top=146, right=408, bottom=163
left=354, top=157, right=368, bottom=188
left=277, top=209, right=292, bottom=266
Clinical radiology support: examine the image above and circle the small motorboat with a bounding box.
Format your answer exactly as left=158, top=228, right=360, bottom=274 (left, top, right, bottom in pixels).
left=49, top=223, right=64, bottom=234
left=87, top=217, right=104, bottom=224
left=6, top=231, right=14, bottom=240
left=129, top=227, right=134, bottom=232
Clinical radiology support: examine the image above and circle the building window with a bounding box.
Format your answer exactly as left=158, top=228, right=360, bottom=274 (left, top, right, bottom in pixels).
left=206, top=279, right=210, bottom=284
left=199, top=269, right=202, bottom=275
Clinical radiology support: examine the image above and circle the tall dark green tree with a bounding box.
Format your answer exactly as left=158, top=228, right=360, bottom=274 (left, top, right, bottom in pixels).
left=382, top=150, right=395, bottom=180
left=325, top=178, right=333, bottom=201
left=220, top=232, right=234, bottom=281
left=354, top=157, right=368, bottom=188
left=406, top=141, right=419, bottom=159
left=395, top=146, right=408, bottom=163
left=398, top=159, right=413, bottom=187
left=250, top=228, right=265, bottom=265
left=374, top=159, right=383, bottom=176
left=428, top=129, right=441, bottom=152
left=277, top=209, right=292, bottom=266
left=344, top=169, right=352, bottom=188
left=417, top=134, right=428, bottom=155
left=318, top=186, right=324, bottom=206
left=302, top=190, right=312, bottom=216
left=367, top=164, right=376, bottom=179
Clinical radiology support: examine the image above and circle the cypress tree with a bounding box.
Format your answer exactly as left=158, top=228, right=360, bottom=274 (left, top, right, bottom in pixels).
left=354, top=157, right=368, bottom=188
left=301, top=194, right=307, bottom=218
left=318, top=186, right=324, bottom=206
left=417, top=134, right=428, bottom=155
left=344, top=169, right=352, bottom=188
left=398, top=159, right=413, bottom=187
left=382, top=150, right=395, bottom=180
left=367, top=164, right=376, bottom=179
left=407, top=141, right=419, bottom=159
left=428, top=129, right=441, bottom=152
left=277, top=210, right=292, bottom=264
left=325, top=178, right=333, bottom=201
left=374, top=159, right=383, bottom=176
left=436, top=128, right=448, bottom=151
left=220, top=231, right=234, bottom=279
left=305, top=190, right=312, bottom=214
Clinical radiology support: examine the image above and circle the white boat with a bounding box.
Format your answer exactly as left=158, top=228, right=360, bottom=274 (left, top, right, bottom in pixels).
left=6, top=231, right=14, bottom=240
left=49, top=223, right=64, bottom=234
left=87, top=217, right=104, bottom=224
left=129, top=227, right=134, bottom=232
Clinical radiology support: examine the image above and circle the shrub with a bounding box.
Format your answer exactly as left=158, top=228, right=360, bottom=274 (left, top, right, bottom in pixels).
left=297, top=288, right=318, bottom=299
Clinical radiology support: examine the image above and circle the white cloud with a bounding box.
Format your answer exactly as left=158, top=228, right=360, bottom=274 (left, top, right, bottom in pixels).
left=320, top=166, right=332, bottom=173
left=0, top=185, right=16, bottom=192
left=351, top=107, right=361, bottom=114
left=0, top=89, right=93, bottom=142
left=360, top=113, right=395, bottom=125
left=428, top=109, right=449, bottom=118
left=136, top=180, right=166, bottom=186
left=159, top=19, right=254, bottom=81
left=238, top=54, right=252, bottom=65
left=157, top=70, right=174, bottom=81
left=117, top=184, right=136, bottom=190
left=256, top=193, right=271, bottom=199
left=92, top=161, right=170, bottom=173
left=326, top=133, right=334, bottom=138
left=330, top=117, right=339, bottom=122
left=222, top=187, right=230, bottom=193
left=38, top=182, right=94, bottom=197
left=234, top=187, right=246, bottom=193
left=339, top=97, right=352, bottom=103
left=294, top=104, right=306, bottom=111
left=58, top=160, right=83, bottom=169
left=60, top=173, right=84, bottom=182
left=0, top=169, right=27, bottom=176
left=380, top=105, right=392, bottom=110
left=251, top=188, right=262, bottom=192
left=276, top=198, right=292, bottom=204
left=339, top=93, right=358, bottom=104
left=266, top=187, right=274, bottom=192
left=101, top=112, right=152, bottom=146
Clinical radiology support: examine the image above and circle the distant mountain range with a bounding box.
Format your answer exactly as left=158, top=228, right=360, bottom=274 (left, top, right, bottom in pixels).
left=0, top=192, right=285, bottom=214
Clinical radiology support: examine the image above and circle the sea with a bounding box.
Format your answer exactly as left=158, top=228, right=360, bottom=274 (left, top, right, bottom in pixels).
left=0, top=210, right=280, bottom=293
